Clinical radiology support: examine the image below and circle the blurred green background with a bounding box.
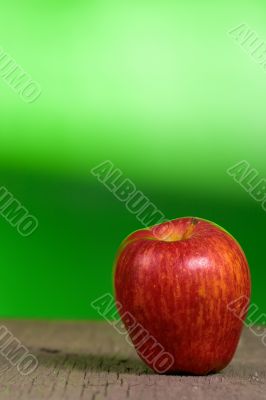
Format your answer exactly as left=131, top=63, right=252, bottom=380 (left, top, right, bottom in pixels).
left=0, top=1, right=265, bottom=321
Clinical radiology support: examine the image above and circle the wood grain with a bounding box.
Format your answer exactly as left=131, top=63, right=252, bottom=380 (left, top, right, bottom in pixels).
left=0, top=321, right=264, bottom=400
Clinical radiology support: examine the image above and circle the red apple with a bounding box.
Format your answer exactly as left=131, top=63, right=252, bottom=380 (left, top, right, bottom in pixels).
left=114, top=217, right=251, bottom=375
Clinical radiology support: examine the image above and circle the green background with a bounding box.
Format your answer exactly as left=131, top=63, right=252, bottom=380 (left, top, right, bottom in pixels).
left=0, top=1, right=265, bottom=321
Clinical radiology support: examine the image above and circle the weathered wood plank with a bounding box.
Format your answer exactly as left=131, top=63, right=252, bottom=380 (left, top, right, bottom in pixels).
left=0, top=321, right=264, bottom=399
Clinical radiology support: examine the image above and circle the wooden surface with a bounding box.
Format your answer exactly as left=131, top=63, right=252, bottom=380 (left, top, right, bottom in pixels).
left=0, top=321, right=265, bottom=399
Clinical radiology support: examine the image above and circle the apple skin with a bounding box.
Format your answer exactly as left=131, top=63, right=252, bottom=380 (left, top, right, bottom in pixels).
left=114, top=217, right=251, bottom=375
